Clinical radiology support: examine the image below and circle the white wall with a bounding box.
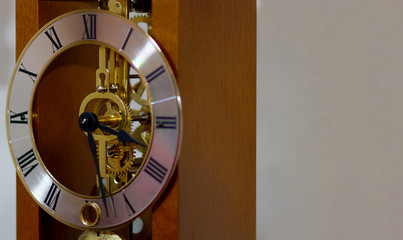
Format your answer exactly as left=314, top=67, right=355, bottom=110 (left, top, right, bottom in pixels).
left=0, top=0, right=16, bottom=239
left=258, top=0, right=403, bottom=239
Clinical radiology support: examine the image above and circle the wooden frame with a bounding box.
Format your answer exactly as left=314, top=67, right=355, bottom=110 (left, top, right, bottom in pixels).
left=15, top=0, right=255, bottom=239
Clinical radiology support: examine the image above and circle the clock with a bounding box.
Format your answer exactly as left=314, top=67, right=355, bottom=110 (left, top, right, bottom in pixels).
left=6, top=5, right=181, bottom=238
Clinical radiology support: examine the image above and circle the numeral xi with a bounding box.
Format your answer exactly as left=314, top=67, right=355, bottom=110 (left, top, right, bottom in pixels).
left=44, top=26, right=63, bottom=53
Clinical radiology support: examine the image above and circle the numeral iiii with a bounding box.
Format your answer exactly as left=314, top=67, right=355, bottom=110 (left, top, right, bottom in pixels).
left=144, top=158, right=168, bottom=184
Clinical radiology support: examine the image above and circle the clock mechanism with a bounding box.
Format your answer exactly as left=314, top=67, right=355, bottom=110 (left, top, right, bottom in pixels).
left=7, top=1, right=182, bottom=239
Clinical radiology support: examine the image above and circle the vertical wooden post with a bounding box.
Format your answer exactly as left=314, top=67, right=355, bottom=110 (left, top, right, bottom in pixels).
left=15, top=0, right=256, bottom=239
left=177, top=0, right=256, bottom=239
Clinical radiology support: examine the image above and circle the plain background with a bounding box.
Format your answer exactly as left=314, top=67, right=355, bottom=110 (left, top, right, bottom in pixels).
left=0, top=0, right=16, bottom=239
left=3, top=0, right=403, bottom=239
left=257, top=0, right=403, bottom=239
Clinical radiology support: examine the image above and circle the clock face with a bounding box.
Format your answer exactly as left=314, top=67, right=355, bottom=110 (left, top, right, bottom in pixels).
left=6, top=10, right=181, bottom=230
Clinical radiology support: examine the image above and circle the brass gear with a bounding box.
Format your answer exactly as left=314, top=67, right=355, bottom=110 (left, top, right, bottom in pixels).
left=106, top=140, right=136, bottom=175
left=129, top=80, right=149, bottom=107
left=131, top=14, right=152, bottom=34
left=92, top=99, right=133, bottom=133
left=130, top=124, right=150, bottom=154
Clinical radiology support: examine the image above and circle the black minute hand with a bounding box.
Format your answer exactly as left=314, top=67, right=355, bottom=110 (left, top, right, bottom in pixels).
left=78, top=112, right=109, bottom=217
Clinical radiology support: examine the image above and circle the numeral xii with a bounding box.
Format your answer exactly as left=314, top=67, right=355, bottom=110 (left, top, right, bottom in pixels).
left=82, top=14, right=97, bottom=39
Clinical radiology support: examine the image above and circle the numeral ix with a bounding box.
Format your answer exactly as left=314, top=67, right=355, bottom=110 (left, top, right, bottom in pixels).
left=10, top=110, right=28, bottom=124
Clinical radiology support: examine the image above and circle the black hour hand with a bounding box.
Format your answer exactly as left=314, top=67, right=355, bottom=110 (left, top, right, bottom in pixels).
left=98, top=123, right=146, bottom=147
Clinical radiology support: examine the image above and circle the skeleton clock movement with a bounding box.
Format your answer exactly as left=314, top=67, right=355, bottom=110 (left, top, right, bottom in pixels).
left=7, top=0, right=182, bottom=239
left=7, top=0, right=256, bottom=239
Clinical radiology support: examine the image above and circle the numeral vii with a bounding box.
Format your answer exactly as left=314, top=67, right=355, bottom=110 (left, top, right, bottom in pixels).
left=44, top=182, right=61, bottom=211
left=17, top=148, right=39, bottom=177
left=144, top=158, right=168, bottom=184
left=10, top=110, right=28, bottom=124
left=82, top=14, right=97, bottom=40
left=44, top=26, right=63, bottom=53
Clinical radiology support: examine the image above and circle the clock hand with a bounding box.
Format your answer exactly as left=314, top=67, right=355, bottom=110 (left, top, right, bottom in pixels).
left=79, top=111, right=146, bottom=146
left=98, top=123, right=146, bottom=147
left=78, top=112, right=110, bottom=217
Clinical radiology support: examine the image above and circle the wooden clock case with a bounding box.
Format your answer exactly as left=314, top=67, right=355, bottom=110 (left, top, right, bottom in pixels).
left=15, top=0, right=255, bottom=239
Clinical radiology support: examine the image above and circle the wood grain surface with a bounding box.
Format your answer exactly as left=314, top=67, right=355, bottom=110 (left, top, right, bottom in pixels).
left=177, top=0, right=256, bottom=239
left=15, top=0, right=256, bottom=239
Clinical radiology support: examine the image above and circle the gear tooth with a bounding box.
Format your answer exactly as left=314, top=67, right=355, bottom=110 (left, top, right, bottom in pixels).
left=131, top=14, right=152, bottom=24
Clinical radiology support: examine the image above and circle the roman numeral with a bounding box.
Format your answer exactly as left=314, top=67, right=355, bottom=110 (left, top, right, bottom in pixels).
left=121, top=27, right=133, bottom=50
left=44, top=26, right=63, bottom=53
left=144, top=158, right=168, bottom=184
left=82, top=14, right=97, bottom=39
left=18, top=63, right=37, bottom=83
left=156, top=116, right=177, bottom=129
left=17, top=148, right=39, bottom=177
left=10, top=110, right=28, bottom=124
left=44, top=182, right=61, bottom=211
left=123, top=193, right=136, bottom=216
left=146, top=66, right=165, bottom=83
